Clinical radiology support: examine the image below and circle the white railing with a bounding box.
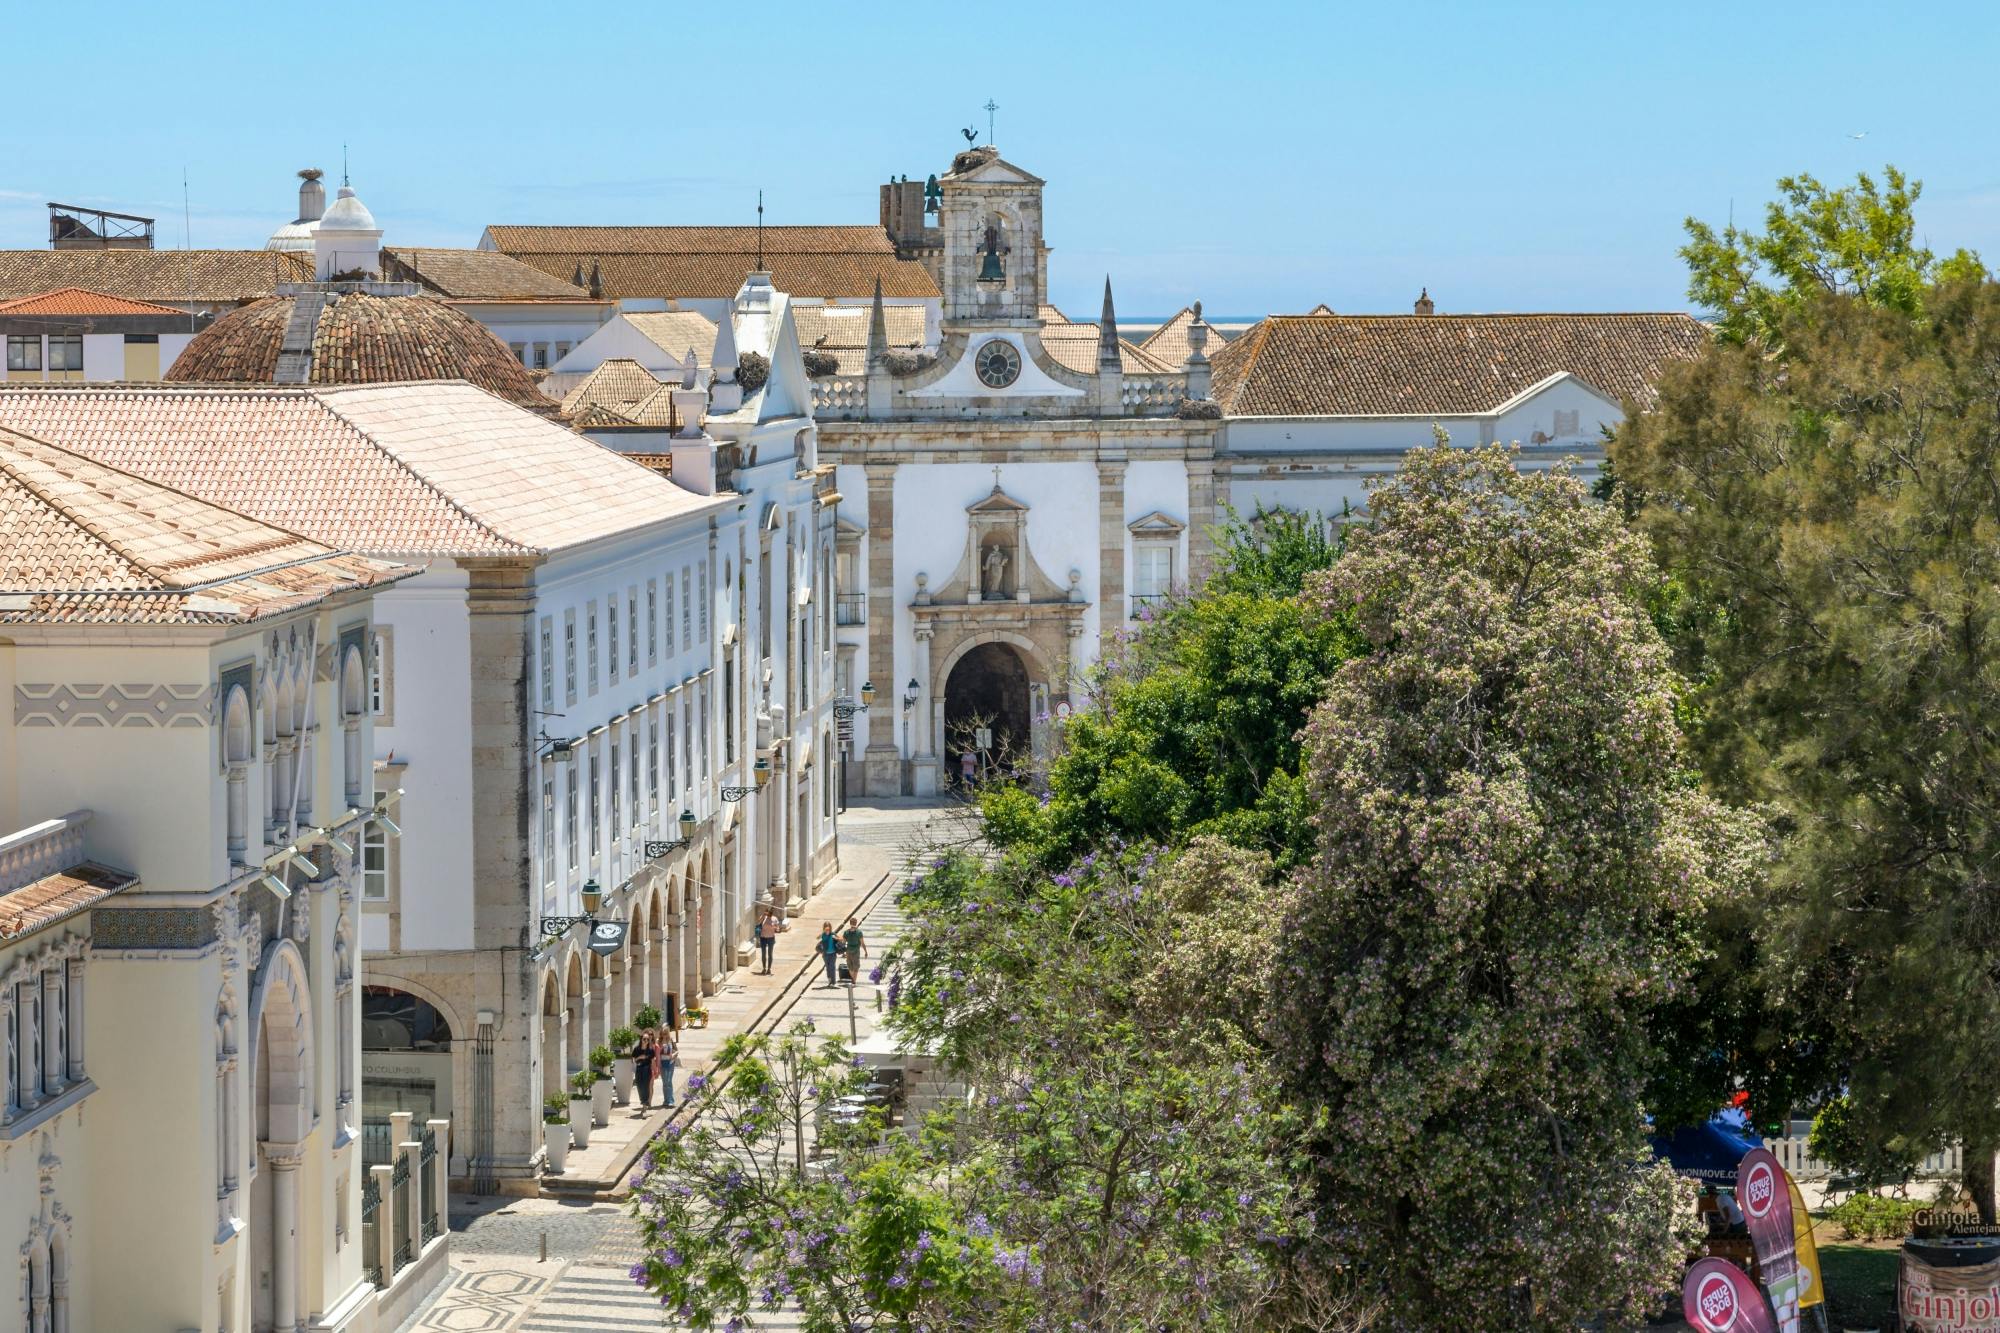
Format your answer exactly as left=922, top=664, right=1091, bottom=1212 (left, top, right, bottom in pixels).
left=1119, top=376, right=1184, bottom=413
left=811, top=376, right=866, bottom=416
left=1769, top=1132, right=1962, bottom=1182
left=0, top=812, right=92, bottom=895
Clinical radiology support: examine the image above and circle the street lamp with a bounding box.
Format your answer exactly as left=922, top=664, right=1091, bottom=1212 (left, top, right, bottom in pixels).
left=833, top=680, right=875, bottom=721
left=901, top=677, right=920, bottom=764
left=645, top=809, right=697, bottom=859
left=542, top=877, right=605, bottom=939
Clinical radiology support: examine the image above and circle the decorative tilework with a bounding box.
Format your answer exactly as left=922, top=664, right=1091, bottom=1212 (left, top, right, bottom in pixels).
left=91, top=906, right=217, bottom=950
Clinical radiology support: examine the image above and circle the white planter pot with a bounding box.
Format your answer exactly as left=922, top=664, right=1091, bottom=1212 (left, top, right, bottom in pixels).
left=569, top=1098, right=594, bottom=1147
left=591, top=1078, right=612, bottom=1126
left=614, top=1056, right=635, bottom=1105
left=544, top=1123, right=571, bottom=1173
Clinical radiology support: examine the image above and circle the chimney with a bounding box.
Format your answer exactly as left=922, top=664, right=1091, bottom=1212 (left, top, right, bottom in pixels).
left=297, top=169, right=326, bottom=223
left=1414, top=287, right=1434, bottom=316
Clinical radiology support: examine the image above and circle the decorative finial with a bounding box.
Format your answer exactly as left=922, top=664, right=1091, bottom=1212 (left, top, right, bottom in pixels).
left=756, top=189, right=764, bottom=271
left=992, top=464, right=1003, bottom=492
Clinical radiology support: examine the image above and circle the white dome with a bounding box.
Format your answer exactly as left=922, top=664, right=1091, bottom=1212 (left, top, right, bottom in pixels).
left=319, top=185, right=378, bottom=233
left=265, top=219, right=318, bottom=252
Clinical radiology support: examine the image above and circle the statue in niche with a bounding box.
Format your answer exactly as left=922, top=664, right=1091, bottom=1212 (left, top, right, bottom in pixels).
left=982, top=544, right=1010, bottom=596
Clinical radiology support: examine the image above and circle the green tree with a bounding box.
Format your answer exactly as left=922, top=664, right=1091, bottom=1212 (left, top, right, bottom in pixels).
left=1681, top=165, right=1984, bottom=344
left=984, top=508, right=1359, bottom=871
left=1276, top=440, right=1748, bottom=1328
left=1614, top=276, right=2000, bottom=1216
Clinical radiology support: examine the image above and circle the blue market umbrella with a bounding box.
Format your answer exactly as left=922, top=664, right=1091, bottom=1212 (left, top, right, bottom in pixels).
left=1649, top=1108, right=1764, bottom=1183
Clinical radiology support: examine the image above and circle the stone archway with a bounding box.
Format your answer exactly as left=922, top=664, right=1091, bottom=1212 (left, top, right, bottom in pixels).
left=248, top=941, right=314, bottom=1333
left=539, top=970, right=563, bottom=1102
left=943, top=642, right=1033, bottom=784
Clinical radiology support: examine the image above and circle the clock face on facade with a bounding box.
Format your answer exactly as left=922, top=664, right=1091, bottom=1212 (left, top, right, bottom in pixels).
left=973, top=339, right=1023, bottom=389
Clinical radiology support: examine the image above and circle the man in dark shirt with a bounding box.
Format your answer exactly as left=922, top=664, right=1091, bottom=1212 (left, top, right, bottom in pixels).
left=842, top=916, right=867, bottom=986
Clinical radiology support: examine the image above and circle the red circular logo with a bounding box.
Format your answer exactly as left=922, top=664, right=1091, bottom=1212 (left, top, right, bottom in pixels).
left=1743, top=1161, right=1775, bottom=1219
left=1695, top=1272, right=1738, bottom=1329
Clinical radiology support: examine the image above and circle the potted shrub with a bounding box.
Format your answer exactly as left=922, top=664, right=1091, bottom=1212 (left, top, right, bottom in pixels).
left=543, top=1096, right=571, bottom=1172
left=633, top=1004, right=663, bottom=1032
left=567, top=1070, right=595, bottom=1147
left=683, top=1004, right=708, bottom=1029
left=608, top=1026, right=638, bottom=1106
left=589, top=1045, right=614, bottom=1126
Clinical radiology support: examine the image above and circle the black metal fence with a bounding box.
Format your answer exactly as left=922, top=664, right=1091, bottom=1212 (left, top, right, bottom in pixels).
left=391, top=1153, right=412, bottom=1272
left=360, top=1173, right=382, bottom=1287
left=420, top=1123, right=440, bottom=1243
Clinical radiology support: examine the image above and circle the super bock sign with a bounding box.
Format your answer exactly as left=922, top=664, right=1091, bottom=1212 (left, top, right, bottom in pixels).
left=1682, top=1257, right=1777, bottom=1333
left=587, top=920, right=628, bottom=957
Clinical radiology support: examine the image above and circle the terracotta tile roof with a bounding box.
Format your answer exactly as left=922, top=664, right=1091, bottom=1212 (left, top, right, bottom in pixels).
left=499, top=252, right=938, bottom=301
left=624, top=311, right=720, bottom=364
left=0, top=250, right=311, bottom=304
left=381, top=248, right=601, bottom=301
left=0, top=862, right=136, bottom=939
left=1136, top=306, right=1224, bottom=370
left=485, top=225, right=898, bottom=255
left=1036, top=305, right=1177, bottom=375
left=0, top=287, right=190, bottom=317
left=0, top=382, right=722, bottom=559
left=1208, top=312, right=1710, bottom=417
left=165, top=292, right=557, bottom=412
left=791, top=305, right=926, bottom=374
left=559, top=359, right=677, bottom=427
left=0, top=421, right=408, bottom=624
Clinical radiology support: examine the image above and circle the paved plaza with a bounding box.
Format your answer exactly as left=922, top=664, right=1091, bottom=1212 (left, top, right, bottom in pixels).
left=397, top=798, right=958, bottom=1332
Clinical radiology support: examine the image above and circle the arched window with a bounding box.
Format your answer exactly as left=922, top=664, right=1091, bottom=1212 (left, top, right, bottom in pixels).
left=223, top=685, right=253, bottom=863
left=340, top=645, right=367, bottom=807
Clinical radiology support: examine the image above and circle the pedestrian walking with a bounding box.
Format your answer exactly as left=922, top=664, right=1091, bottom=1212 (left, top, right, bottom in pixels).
left=633, top=1029, right=658, bottom=1109
left=842, top=915, right=867, bottom=987
left=959, top=749, right=977, bottom=787
left=757, top=908, right=780, bottom=974
left=818, top=922, right=841, bottom=987
left=657, top=1028, right=678, bottom=1108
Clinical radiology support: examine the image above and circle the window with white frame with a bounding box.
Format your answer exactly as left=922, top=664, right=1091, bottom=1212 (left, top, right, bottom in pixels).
left=3, top=945, right=87, bottom=1128
left=362, top=788, right=390, bottom=899
left=608, top=598, right=620, bottom=683
left=368, top=629, right=393, bottom=720
left=1133, top=544, right=1175, bottom=608
left=587, top=602, right=600, bottom=695
left=697, top=561, right=709, bottom=641
left=628, top=739, right=640, bottom=827
left=699, top=684, right=710, bottom=779
left=539, top=617, right=555, bottom=713
left=556, top=341, right=572, bottom=360
left=565, top=769, right=578, bottom=871
left=646, top=581, right=658, bottom=665
left=648, top=716, right=660, bottom=800
left=541, top=778, right=555, bottom=888
left=609, top=742, right=621, bottom=835
left=47, top=335, right=82, bottom=373
left=664, top=576, right=676, bottom=659
left=564, top=611, right=577, bottom=706
left=667, top=708, right=679, bottom=798
left=510, top=342, right=527, bottom=365
left=627, top=588, right=639, bottom=676
left=588, top=752, right=601, bottom=858
left=680, top=568, right=692, bottom=651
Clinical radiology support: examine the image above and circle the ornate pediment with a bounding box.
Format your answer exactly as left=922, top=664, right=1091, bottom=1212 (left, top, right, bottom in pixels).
left=920, top=477, right=1081, bottom=609
left=1127, top=510, right=1186, bottom=538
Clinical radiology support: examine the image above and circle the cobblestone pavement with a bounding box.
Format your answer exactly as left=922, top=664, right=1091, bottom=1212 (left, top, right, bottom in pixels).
left=400, top=798, right=950, bottom=1332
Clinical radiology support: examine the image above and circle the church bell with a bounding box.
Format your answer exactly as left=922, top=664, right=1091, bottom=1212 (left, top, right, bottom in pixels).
left=977, top=249, right=1006, bottom=283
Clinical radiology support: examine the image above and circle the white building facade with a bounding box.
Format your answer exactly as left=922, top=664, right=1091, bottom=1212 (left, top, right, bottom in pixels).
left=0, top=422, right=437, bottom=1332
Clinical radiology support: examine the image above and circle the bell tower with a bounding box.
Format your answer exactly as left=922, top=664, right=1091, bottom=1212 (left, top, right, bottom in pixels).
left=936, top=147, right=1046, bottom=327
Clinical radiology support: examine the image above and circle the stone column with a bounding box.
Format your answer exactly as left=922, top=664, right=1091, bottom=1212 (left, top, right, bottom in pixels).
left=370, top=1163, right=395, bottom=1285
left=587, top=974, right=608, bottom=1060
left=64, top=958, right=83, bottom=1084
left=861, top=464, right=901, bottom=795
left=1186, top=454, right=1218, bottom=585
left=910, top=628, right=938, bottom=796
left=426, top=1118, right=451, bottom=1243
left=269, top=1148, right=303, bottom=1331
left=1, top=990, right=16, bottom=1122
left=566, top=989, right=586, bottom=1073
left=40, top=969, right=59, bottom=1098
left=398, top=1127, right=424, bottom=1268
left=647, top=925, right=667, bottom=1010
left=1097, top=459, right=1127, bottom=634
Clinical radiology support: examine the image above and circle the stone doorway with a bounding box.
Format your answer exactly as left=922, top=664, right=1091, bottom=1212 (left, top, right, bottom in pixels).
left=943, top=641, right=1032, bottom=785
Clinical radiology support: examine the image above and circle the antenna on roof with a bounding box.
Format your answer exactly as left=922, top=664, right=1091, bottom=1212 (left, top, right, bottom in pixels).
left=756, top=190, right=764, bottom=271
left=342, top=144, right=350, bottom=187
left=182, top=167, right=195, bottom=335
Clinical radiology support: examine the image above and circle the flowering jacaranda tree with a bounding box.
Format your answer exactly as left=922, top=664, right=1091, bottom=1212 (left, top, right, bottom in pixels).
left=1277, top=439, right=1756, bottom=1328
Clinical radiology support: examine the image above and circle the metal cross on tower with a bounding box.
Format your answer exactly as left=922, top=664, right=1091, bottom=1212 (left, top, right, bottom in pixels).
left=756, top=190, right=764, bottom=270
left=984, top=100, right=998, bottom=146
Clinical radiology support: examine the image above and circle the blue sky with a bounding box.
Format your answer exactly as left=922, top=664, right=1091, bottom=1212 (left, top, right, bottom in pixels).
left=6, top=1, right=1995, bottom=316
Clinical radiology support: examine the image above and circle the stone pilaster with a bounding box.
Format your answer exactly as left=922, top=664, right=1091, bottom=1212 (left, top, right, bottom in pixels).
left=1187, top=454, right=1218, bottom=585
left=1096, top=459, right=1127, bottom=629
left=861, top=464, right=902, bottom=795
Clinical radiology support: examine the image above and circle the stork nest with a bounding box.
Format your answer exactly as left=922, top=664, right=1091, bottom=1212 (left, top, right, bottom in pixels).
left=735, top=350, right=770, bottom=393
left=802, top=349, right=840, bottom=379
left=1174, top=397, right=1223, bottom=420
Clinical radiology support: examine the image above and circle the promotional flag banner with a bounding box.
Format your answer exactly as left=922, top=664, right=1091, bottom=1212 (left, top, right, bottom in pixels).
left=1685, top=1257, right=1780, bottom=1333
left=1737, top=1147, right=1803, bottom=1328
left=1901, top=1249, right=2000, bottom=1332
left=1785, top=1175, right=1824, bottom=1311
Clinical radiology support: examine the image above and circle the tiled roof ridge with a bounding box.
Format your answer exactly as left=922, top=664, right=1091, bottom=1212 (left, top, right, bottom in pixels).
left=306, top=384, right=536, bottom=556
left=1272, top=310, right=1701, bottom=321
left=0, top=423, right=334, bottom=591
left=0, top=286, right=189, bottom=316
